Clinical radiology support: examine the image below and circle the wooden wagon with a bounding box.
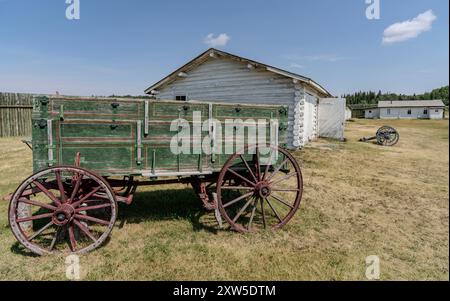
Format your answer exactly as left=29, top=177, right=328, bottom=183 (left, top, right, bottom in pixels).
left=8, top=96, right=304, bottom=255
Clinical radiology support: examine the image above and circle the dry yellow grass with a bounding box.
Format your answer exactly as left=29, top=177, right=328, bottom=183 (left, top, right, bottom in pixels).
left=0, top=119, right=448, bottom=280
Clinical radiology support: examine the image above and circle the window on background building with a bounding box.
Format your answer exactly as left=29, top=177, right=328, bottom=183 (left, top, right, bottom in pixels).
left=435, top=109, right=439, bottom=113
left=369, top=110, right=372, bottom=113
left=387, top=109, right=391, bottom=115
left=424, top=109, right=428, bottom=115
left=407, top=109, right=412, bottom=115
left=175, top=95, right=187, bottom=101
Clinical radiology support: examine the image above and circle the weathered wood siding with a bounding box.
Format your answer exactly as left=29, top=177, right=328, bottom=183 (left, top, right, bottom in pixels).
left=0, top=92, right=35, bottom=137
left=157, top=58, right=295, bottom=103
left=156, top=57, right=305, bottom=148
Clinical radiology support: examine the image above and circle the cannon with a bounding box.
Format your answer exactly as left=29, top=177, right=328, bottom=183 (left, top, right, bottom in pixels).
left=359, top=125, right=399, bottom=146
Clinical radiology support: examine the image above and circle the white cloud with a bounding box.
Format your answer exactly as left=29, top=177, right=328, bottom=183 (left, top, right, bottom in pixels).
left=203, top=33, right=230, bottom=48
left=382, top=10, right=437, bottom=44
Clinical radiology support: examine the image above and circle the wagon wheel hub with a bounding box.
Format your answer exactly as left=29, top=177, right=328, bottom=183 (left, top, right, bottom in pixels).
left=255, top=182, right=272, bottom=198
left=52, top=203, right=75, bottom=226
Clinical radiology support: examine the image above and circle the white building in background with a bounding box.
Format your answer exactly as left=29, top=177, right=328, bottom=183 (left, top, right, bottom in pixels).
left=145, top=48, right=346, bottom=148
left=364, top=100, right=446, bottom=120
left=345, top=106, right=352, bottom=120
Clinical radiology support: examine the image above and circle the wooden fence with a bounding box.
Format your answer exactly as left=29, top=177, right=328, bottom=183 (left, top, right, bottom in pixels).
left=0, top=92, right=36, bottom=137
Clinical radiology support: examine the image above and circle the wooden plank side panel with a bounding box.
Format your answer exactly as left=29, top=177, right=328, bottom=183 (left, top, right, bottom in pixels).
left=32, top=121, right=50, bottom=172
left=61, top=122, right=133, bottom=138
left=51, top=98, right=141, bottom=120
left=151, top=101, right=208, bottom=119
left=144, top=101, right=210, bottom=173
left=29, top=97, right=289, bottom=176
left=210, top=103, right=288, bottom=169
left=62, top=145, right=134, bottom=171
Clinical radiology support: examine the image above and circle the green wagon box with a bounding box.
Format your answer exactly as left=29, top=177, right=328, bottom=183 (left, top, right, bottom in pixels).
left=8, top=96, right=304, bottom=255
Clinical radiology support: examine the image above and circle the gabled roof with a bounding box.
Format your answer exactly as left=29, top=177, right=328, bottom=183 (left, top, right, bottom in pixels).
left=378, top=100, right=445, bottom=108
left=144, top=48, right=332, bottom=97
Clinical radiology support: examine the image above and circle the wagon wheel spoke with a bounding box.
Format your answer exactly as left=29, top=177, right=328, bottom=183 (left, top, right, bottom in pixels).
left=232, top=197, right=254, bottom=223
left=266, top=158, right=289, bottom=182
left=270, top=172, right=298, bottom=186
left=240, top=155, right=258, bottom=183
left=69, top=174, right=83, bottom=203
left=19, top=197, right=57, bottom=211
left=220, top=186, right=254, bottom=191
left=49, top=227, right=62, bottom=251
left=271, top=188, right=301, bottom=192
left=73, top=219, right=97, bottom=242
left=55, top=171, right=68, bottom=203
left=247, top=202, right=257, bottom=231
left=28, top=221, right=54, bottom=241
left=17, top=213, right=53, bottom=223
left=74, top=214, right=110, bottom=226
left=226, top=168, right=256, bottom=187
left=68, top=225, right=77, bottom=251
left=262, top=149, right=274, bottom=181
left=74, top=203, right=111, bottom=213
left=223, top=191, right=254, bottom=208
left=71, top=186, right=102, bottom=208
left=254, top=147, right=261, bottom=181
left=270, top=193, right=295, bottom=209
left=265, top=197, right=283, bottom=223
left=260, top=198, right=267, bottom=229
left=31, top=180, right=62, bottom=206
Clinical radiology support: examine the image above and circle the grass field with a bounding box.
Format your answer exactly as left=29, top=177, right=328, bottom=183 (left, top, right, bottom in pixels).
left=0, top=119, right=448, bottom=280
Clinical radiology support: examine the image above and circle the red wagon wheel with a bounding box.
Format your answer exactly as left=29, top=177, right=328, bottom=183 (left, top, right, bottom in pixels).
left=8, top=166, right=117, bottom=255
left=216, top=145, right=303, bottom=232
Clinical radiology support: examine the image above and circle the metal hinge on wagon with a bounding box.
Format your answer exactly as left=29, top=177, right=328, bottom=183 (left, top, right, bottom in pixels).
left=46, top=119, right=56, bottom=166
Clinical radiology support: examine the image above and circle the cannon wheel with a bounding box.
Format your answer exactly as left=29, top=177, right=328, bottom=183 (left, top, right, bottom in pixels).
left=216, top=145, right=303, bottom=233
left=376, top=126, right=399, bottom=146
left=9, top=166, right=117, bottom=256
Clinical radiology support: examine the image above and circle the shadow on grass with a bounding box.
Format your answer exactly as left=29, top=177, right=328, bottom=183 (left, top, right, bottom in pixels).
left=10, top=242, right=40, bottom=257
left=117, top=188, right=219, bottom=234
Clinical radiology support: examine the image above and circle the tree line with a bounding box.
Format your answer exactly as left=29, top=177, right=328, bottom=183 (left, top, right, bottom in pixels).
left=342, top=86, right=449, bottom=106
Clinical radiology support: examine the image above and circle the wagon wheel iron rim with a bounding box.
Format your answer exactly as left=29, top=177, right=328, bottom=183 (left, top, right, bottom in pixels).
left=216, top=145, right=303, bottom=233
left=8, top=166, right=117, bottom=256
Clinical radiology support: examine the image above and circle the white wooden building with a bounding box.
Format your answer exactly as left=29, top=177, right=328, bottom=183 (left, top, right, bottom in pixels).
left=345, top=106, right=352, bottom=120
left=364, top=100, right=445, bottom=119
left=145, top=48, right=345, bottom=149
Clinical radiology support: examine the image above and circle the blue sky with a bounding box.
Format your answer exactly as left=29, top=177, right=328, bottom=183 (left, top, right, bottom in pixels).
left=0, top=0, right=448, bottom=96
